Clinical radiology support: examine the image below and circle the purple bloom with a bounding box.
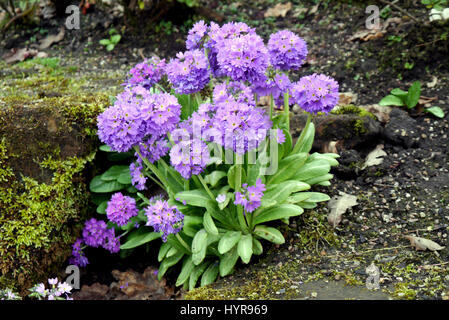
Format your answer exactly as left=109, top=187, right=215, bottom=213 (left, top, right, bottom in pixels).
left=165, top=49, right=210, bottom=95
left=124, top=56, right=166, bottom=89
left=216, top=33, right=269, bottom=83
left=68, top=238, right=89, bottom=267
left=48, top=278, right=58, bottom=286
left=169, top=138, right=210, bottom=180
left=268, top=30, right=308, bottom=71
left=102, top=228, right=121, bottom=253
left=186, top=20, right=208, bottom=50
left=144, top=199, right=184, bottom=242
left=234, top=179, right=266, bottom=213
left=216, top=194, right=226, bottom=203
left=290, top=74, right=339, bottom=114
left=129, top=158, right=147, bottom=191
left=106, top=192, right=138, bottom=227
left=82, top=218, right=109, bottom=248
left=275, top=129, right=286, bottom=144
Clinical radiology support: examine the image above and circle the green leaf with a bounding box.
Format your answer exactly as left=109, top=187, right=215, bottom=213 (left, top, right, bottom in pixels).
left=264, top=180, right=311, bottom=204
left=267, top=153, right=308, bottom=184
left=166, top=232, right=192, bottom=255
left=297, top=201, right=317, bottom=209
left=286, top=192, right=312, bottom=204
left=192, top=229, right=208, bottom=265
left=206, top=201, right=238, bottom=229
left=237, top=234, right=253, bottom=264
left=252, top=238, right=263, bottom=255
left=246, top=162, right=261, bottom=186
left=99, top=144, right=112, bottom=152
left=117, top=171, right=132, bottom=185
left=90, top=175, right=125, bottom=193
left=219, top=246, right=239, bottom=277
left=294, top=122, right=315, bottom=154
left=303, top=192, right=331, bottom=203
left=182, top=215, right=203, bottom=238
left=106, top=44, right=115, bottom=51
left=218, top=231, right=242, bottom=254
left=304, top=173, right=334, bottom=186
left=120, top=228, right=161, bottom=250
left=110, top=34, right=121, bottom=44
left=158, top=251, right=184, bottom=280
left=217, top=193, right=232, bottom=210
left=175, top=189, right=211, bottom=207
left=99, top=39, right=110, bottom=46
left=108, top=28, right=117, bottom=35
left=379, top=94, right=405, bottom=107
left=292, top=160, right=331, bottom=181
left=96, top=200, right=108, bottom=214
left=91, top=193, right=110, bottom=205
left=101, top=165, right=130, bottom=181
left=107, top=151, right=133, bottom=162
left=203, top=211, right=219, bottom=235
left=158, top=242, right=171, bottom=262
left=189, top=261, right=212, bottom=290
left=308, top=152, right=339, bottom=167
left=166, top=247, right=178, bottom=258
left=254, top=225, right=285, bottom=244
left=126, top=185, right=138, bottom=193
left=201, top=262, right=219, bottom=287
left=227, top=165, right=246, bottom=190
left=176, top=256, right=195, bottom=287
left=391, top=88, right=408, bottom=98
left=426, top=106, right=445, bottom=118
left=405, top=81, right=421, bottom=109
left=204, top=171, right=227, bottom=188
left=253, top=204, right=303, bottom=225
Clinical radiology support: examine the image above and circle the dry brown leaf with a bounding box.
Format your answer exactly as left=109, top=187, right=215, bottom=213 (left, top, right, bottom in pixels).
left=264, top=2, right=292, bottom=18
left=404, top=235, right=445, bottom=252
left=362, top=144, right=387, bottom=169
left=359, top=104, right=392, bottom=124
left=327, top=192, right=358, bottom=228
left=39, top=27, right=65, bottom=50
left=337, top=92, right=358, bottom=106
left=2, top=48, right=38, bottom=64
left=426, top=76, right=438, bottom=88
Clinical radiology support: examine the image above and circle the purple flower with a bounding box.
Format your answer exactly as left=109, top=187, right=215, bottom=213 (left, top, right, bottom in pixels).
left=130, top=158, right=147, bottom=191
left=48, top=278, right=58, bottom=286
left=82, top=218, right=109, bottom=248
left=124, top=56, right=166, bottom=89
left=102, top=228, right=121, bottom=253
left=275, top=129, right=286, bottom=144
left=268, top=30, right=308, bottom=71
left=169, top=138, right=210, bottom=180
left=68, top=238, right=89, bottom=267
left=135, top=135, right=170, bottom=165
left=234, top=179, right=266, bottom=213
left=186, top=20, right=208, bottom=50
left=165, top=49, right=210, bottom=95
left=216, top=33, right=269, bottom=83
left=144, top=200, right=184, bottom=242
left=106, top=192, right=139, bottom=227
left=216, top=194, right=226, bottom=203
left=290, top=74, right=339, bottom=114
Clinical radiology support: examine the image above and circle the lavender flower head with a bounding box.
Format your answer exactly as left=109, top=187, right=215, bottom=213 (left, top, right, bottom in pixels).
left=68, top=238, right=89, bottom=267
left=144, top=199, right=184, bottom=242
left=82, top=218, right=109, bottom=248
left=130, top=158, right=147, bottom=191
left=290, top=74, right=339, bottom=114
left=268, top=30, right=308, bottom=71
left=169, top=138, right=210, bottom=180
left=165, top=49, right=210, bottom=95
left=106, top=192, right=139, bottom=227
left=125, top=56, right=166, bottom=89
left=234, top=179, right=266, bottom=213
left=186, top=20, right=208, bottom=50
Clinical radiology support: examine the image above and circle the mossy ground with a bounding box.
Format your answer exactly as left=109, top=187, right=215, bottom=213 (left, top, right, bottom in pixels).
left=0, top=58, right=124, bottom=294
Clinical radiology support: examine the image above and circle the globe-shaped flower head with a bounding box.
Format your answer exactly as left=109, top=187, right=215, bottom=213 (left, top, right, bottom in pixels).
left=268, top=30, right=308, bottom=71
left=124, top=56, right=166, bottom=89
left=144, top=199, right=184, bottom=242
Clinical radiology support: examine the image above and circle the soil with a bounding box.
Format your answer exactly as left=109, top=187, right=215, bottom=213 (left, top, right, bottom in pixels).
left=1, top=0, right=449, bottom=300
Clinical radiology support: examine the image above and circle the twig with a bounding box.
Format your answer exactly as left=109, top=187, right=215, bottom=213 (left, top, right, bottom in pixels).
left=2, top=4, right=35, bottom=32
left=418, top=261, right=449, bottom=270
left=378, top=0, right=420, bottom=23
left=324, top=245, right=411, bottom=258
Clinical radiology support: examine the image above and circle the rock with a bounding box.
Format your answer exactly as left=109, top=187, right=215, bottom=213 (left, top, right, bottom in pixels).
left=333, top=149, right=363, bottom=179
left=383, top=108, right=419, bottom=148
left=0, top=68, right=111, bottom=294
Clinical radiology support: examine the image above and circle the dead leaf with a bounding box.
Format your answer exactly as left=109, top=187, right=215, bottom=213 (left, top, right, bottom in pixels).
left=309, top=3, right=319, bottom=15
left=337, top=92, right=358, bottom=106
left=362, top=144, right=387, bottom=169
left=418, top=96, right=437, bottom=106
left=38, top=27, right=65, bottom=50
left=323, top=141, right=339, bottom=154
left=426, top=76, right=438, bottom=88
left=2, top=48, right=38, bottom=64
left=349, top=17, right=402, bottom=42
left=404, top=235, right=445, bottom=252
left=264, top=2, right=292, bottom=18
left=359, top=104, right=392, bottom=124
left=327, top=192, right=358, bottom=228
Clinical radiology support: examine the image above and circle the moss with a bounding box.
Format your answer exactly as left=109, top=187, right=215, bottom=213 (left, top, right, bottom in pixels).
left=0, top=59, right=120, bottom=295
left=331, top=105, right=376, bottom=119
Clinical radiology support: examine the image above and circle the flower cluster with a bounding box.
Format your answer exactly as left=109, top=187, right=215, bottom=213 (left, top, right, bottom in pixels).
left=0, top=289, right=21, bottom=300
left=144, top=199, right=184, bottom=242
left=125, top=56, right=166, bottom=89
left=106, top=192, right=138, bottom=227
left=165, top=49, right=210, bottom=95
left=169, top=138, right=210, bottom=179
left=97, top=87, right=181, bottom=152
left=186, top=20, right=208, bottom=50
left=234, top=179, right=266, bottom=213
left=68, top=238, right=89, bottom=267
left=29, top=278, right=73, bottom=300
left=290, top=74, right=340, bottom=114
left=129, top=158, right=147, bottom=191
left=268, top=30, right=308, bottom=71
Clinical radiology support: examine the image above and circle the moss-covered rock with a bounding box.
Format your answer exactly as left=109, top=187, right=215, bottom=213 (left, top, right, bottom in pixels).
left=0, top=59, right=121, bottom=294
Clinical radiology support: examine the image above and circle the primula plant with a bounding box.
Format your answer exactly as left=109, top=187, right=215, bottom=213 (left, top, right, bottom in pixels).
left=70, top=21, right=340, bottom=290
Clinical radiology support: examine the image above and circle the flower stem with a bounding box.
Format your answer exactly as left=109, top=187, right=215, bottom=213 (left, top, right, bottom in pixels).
left=284, top=92, right=290, bottom=132
left=134, top=146, right=168, bottom=190
left=175, top=233, right=191, bottom=253
left=195, top=174, right=215, bottom=201
left=269, top=93, right=274, bottom=120
left=292, top=112, right=312, bottom=154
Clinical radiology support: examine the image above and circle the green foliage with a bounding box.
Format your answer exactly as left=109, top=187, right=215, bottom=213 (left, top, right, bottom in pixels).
left=422, top=0, right=448, bottom=10
left=99, top=28, right=122, bottom=51
left=379, top=81, right=445, bottom=118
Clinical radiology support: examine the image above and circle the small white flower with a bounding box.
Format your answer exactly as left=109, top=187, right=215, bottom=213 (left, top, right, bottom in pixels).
left=216, top=194, right=226, bottom=203
left=442, top=8, right=449, bottom=20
